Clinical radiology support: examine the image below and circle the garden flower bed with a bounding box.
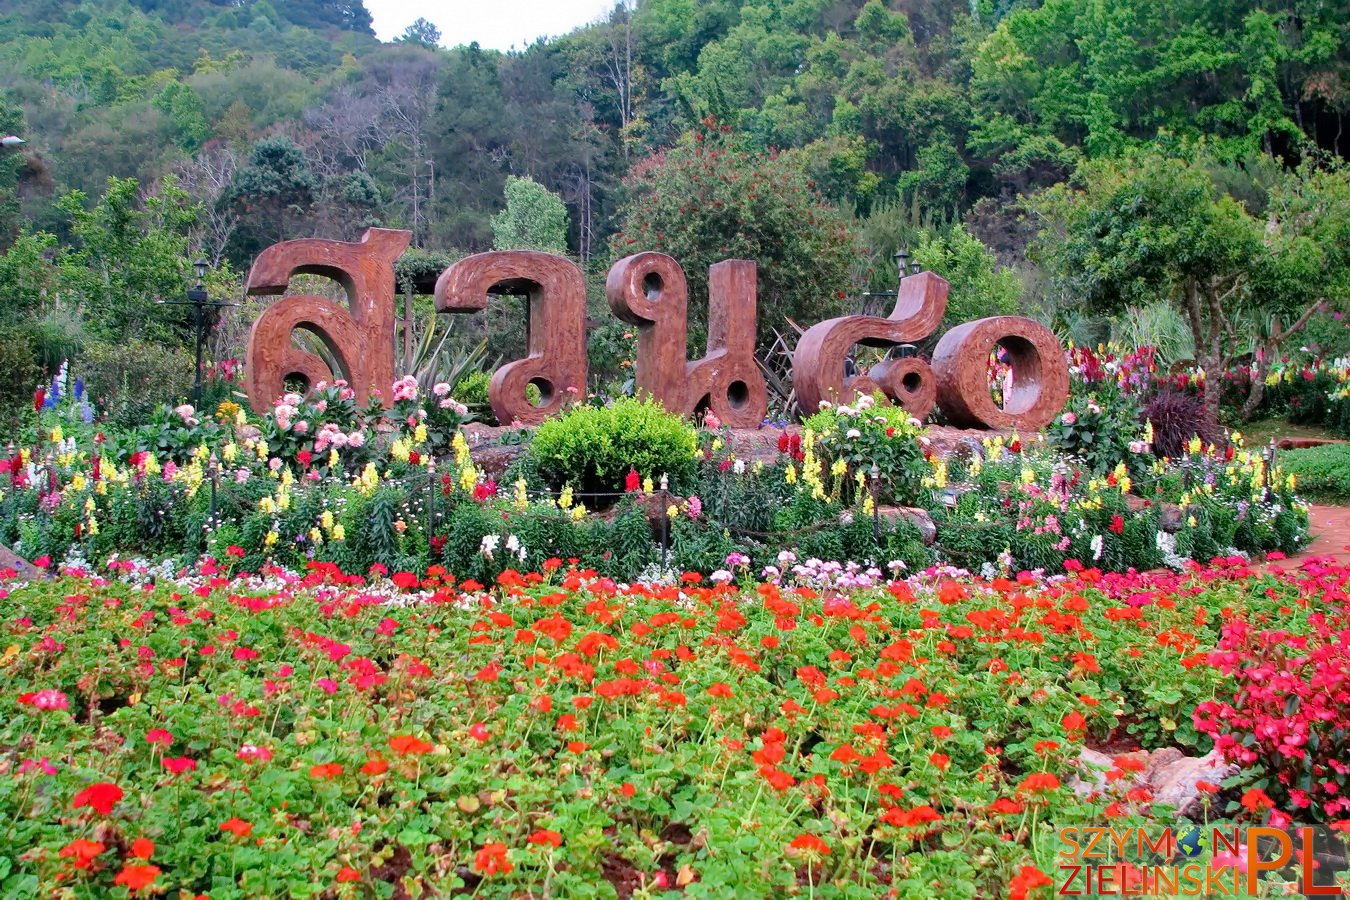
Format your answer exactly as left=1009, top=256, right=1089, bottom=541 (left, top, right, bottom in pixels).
left=0, top=554, right=1345, bottom=897
left=0, top=374, right=1310, bottom=584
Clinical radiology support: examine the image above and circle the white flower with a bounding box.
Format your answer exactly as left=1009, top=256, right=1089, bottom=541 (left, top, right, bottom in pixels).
left=846, top=428, right=861, bottom=439
left=480, top=534, right=500, bottom=559
left=732, top=459, right=746, bottom=475
left=1090, top=534, right=1104, bottom=560
left=505, top=534, right=520, bottom=553
left=709, top=569, right=733, bottom=584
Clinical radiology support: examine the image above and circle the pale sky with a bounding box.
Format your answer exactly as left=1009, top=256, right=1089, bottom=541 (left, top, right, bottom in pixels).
left=365, top=0, right=615, bottom=51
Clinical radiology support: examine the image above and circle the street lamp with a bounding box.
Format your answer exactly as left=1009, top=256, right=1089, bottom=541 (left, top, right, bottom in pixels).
left=160, top=259, right=237, bottom=411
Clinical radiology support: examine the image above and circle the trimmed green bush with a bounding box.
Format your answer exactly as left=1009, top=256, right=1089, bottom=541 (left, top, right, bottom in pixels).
left=528, top=396, right=698, bottom=498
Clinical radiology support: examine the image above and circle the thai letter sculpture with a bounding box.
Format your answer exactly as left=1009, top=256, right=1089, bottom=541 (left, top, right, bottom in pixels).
left=793, top=270, right=1068, bottom=431
left=435, top=250, right=589, bottom=426
left=606, top=253, right=768, bottom=428
left=244, top=227, right=1070, bottom=431
left=245, top=227, right=410, bottom=411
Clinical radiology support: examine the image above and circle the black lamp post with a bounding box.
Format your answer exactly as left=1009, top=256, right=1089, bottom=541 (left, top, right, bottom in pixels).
left=161, top=259, right=237, bottom=411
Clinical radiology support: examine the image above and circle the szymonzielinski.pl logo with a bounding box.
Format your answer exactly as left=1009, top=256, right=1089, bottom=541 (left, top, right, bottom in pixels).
left=1056, top=825, right=1349, bottom=896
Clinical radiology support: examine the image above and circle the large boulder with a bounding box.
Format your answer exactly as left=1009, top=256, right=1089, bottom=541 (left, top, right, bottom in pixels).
left=1071, top=746, right=1235, bottom=817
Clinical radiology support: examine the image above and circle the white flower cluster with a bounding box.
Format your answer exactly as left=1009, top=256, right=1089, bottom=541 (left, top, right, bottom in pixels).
left=479, top=533, right=527, bottom=562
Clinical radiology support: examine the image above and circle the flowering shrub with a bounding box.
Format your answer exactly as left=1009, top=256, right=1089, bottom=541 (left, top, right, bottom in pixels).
left=1194, top=583, right=1350, bottom=822
left=1046, top=386, right=1144, bottom=476
left=0, top=553, right=1334, bottom=896
left=801, top=394, right=927, bottom=506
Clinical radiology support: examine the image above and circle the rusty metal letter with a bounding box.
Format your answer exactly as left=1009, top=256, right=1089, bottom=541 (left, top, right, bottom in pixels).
left=244, top=227, right=410, bottom=413
left=435, top=251, right=588, bottom=426
left=931, top=316, right=1070, bottom=431
left=791, top=272, right=949, bottom=417
left=607, top=253, right=767, bottom=427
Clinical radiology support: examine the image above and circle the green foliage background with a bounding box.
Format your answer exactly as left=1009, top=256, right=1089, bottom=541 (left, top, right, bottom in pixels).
left=0, top=0, right=1346, bottom=411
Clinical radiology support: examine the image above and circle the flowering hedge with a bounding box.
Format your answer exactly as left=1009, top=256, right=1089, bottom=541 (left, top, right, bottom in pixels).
left=1, top=555, right=1345, bottom=897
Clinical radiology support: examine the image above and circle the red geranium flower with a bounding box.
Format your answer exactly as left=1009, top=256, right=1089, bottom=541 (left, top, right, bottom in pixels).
left=220, top=818, right=253, bottom=837
left=1241, top=788, right=1275, bottom=814
left=113, top=863, right=160, bottom=892
left=336, top=866, right=361, bottom=883
left=163, top=757, right=197, bottom=775
left=1009, top=864, right=1052, bottom=900
left=473, top=842, right=513, bottom=876
left=130, top=838, right=154, bottom=860
left=58, top=838, right=106, bottom=870
left=388, top=735, right=433, bottom=756
left=145, top=728, right=173, bottom=746
left=1017, top=773, right=1061, bottom=795
left=71, top=782, right=123, bottom=816
left=787, top=833, right=830, bottom=856
left=309, top=762, right=343, bottom=779
left=528, top=829, right=563, bottom=848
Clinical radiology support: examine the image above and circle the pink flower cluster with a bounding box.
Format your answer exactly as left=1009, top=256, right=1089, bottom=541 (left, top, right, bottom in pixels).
left=392, top=376, right=419, bottom=403
left=1195, top=596, right=1350, bottom=820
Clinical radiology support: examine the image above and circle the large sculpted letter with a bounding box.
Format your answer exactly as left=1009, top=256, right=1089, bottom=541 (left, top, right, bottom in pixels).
left=606, top=253, right=768, bottom=428
left=244, top=227, right=410, bottom=413
left=931, top=317, right=1069, bottom=431
left=435, top=251, right=588, bottom=426
left=792, top=272, right=949, bottom=418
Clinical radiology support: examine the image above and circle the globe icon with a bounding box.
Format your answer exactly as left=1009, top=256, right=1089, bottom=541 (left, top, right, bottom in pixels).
left=1175, top=825, right=1205, bottom=859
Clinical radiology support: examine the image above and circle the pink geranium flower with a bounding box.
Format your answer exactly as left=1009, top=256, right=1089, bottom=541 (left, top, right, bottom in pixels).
left=19, top=689, right=69, bottom=710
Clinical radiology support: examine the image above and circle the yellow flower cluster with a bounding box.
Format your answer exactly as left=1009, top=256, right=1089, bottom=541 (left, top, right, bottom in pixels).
left=797, top=429, right=827, bottom=500
left=355, top=462, right=379, bottom=497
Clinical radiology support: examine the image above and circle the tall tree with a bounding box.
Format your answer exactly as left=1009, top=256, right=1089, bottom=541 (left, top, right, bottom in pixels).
left=57, top=176, right=203, bottom=343
left=226, top=135, right=316, bottom=254
left=491, top=175, right=569, bottom=253
left=396, top=18, right=441, bottom=48
left=612, top=126, right=861, bottom=354
left=1034, top=150, right=1350, bottom=420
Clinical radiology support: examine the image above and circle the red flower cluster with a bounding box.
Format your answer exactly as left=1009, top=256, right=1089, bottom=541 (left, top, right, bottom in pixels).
left=1195, top=592, right=1350, bottom=820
